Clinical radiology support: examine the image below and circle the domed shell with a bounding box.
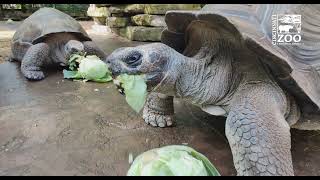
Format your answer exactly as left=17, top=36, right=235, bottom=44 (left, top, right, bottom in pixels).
left=12, top=7, right=91, bottom=44
left=161, top=4, right=320, bottom=130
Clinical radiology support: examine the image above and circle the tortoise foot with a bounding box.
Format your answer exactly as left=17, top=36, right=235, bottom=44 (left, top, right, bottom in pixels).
left=23, top=70, right=45, bottom=81
left=142, top=105, right=174, bottom=128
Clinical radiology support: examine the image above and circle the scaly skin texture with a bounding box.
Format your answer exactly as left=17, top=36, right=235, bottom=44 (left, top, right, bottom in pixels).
left=226, top=83, right=293, bottom=176
left=107, top=31, right=297, bottom=175
left=142, top=93, right=174, bottom=127
left=21, top=42, right=49, bottom=80
left=12, top=33, right=106, bottom=80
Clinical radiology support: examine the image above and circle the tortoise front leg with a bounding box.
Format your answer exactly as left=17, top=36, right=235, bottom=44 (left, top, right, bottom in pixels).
left=21, top=43, right=49, bottom=80
left=82, top=41, right=106, bottom=60
left=225, top=85, right=294, bottom=176
left=143, top=92, right=174, bottom=127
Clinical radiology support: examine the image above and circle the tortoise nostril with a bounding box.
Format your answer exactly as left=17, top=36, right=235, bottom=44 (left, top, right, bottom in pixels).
left=110, top=67, right=121, bottom=77
left=105, top=56, right=113, bottom=64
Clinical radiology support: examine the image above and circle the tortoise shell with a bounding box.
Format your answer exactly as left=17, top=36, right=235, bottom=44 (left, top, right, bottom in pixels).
left=12, top=7, right=91, bottom=45
left=161, top=4, right=320, bottom=130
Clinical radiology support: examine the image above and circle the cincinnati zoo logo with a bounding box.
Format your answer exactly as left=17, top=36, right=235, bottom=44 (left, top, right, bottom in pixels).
left=272, top=14, right=302, bottom=45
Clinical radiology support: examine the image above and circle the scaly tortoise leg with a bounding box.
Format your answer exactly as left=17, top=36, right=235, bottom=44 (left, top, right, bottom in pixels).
left=21, top=43, right=49, bottom=80
left=143, top=92, right=174, bottom=128
left=225, top=85, right=294, bottom=176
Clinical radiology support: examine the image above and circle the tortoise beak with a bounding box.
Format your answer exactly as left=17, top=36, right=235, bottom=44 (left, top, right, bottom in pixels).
left=106, top=55, right=122, bottom=78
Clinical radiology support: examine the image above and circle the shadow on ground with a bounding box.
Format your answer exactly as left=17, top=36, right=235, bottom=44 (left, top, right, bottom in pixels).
left=0, top=21, right=319, bottom=176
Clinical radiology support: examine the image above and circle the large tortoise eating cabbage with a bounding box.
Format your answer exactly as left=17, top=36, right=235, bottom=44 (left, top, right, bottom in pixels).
left=107, top=4, right=320, bottom=175
left=9, top=7, right=106, bottom=80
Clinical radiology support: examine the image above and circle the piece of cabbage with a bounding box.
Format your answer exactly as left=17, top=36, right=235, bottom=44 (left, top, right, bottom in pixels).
left=115, top=74, right=147, bottom=113
left=78, top=56, right=110, bottom=80
left=127, top=145, right=220, bottom=176
left=63, top=55, right=112, bottom=83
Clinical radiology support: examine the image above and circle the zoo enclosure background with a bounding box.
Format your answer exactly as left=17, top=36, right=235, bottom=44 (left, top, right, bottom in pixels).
left=0, top=4, right=90, bottom=20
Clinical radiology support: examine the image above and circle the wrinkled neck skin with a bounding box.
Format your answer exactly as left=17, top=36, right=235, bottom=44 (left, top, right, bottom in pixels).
left=43, top=33, right=79, bottom=65
left=177, top=52, right=238, bottom=106
left=50, top=43, right=68, bottom=65
left=154, top=44, right=240, bottom=107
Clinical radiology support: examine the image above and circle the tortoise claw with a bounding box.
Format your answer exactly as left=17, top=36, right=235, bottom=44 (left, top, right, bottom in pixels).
left=23, top=70, right=45, bottom=81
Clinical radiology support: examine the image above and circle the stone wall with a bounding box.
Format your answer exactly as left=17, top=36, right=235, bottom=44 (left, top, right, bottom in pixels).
left=87, top=4, right=201, bottom=42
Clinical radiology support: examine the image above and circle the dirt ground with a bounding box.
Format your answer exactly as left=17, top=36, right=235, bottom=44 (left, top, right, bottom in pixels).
left=0, top=21, right=17, bottom=63
left=0, top=21, right=319, bottom=176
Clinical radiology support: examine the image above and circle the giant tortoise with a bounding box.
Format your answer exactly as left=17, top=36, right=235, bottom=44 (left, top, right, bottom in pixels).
left=107, top=4, right=320, bottom=176
left=9, top=7, right=106, bottom=80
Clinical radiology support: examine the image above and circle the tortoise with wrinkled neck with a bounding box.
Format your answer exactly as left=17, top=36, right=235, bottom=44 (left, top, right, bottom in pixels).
left=9, top=7, right=105, bottom=80
left=107, top=4, right=320, bottom=176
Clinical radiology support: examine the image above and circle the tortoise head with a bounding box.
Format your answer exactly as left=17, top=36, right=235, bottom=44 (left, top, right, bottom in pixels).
left=62, top=40, right=85, bottom=65
left=106, top=43, right=180, bottom=94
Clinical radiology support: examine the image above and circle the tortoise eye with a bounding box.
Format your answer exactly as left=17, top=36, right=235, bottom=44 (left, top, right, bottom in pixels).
left=125, top=52, right=142, bottom=67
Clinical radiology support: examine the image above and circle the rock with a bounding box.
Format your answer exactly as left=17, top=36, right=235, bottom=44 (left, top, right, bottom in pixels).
left=109, top=5, right=124, bottom=14
left=124, top=4, right=145, bottom=13
left=111, top=13, right=126, bottom=17
left=110, top=27, right=127, bottom=37
left=109, top=4, right=145, bottom=14
left=110, top=28, right=121, bottom=35
left=93, top=17, right=106, bottom=25
left=109, top=6, right=124, bottom=14
left=87, top=5, right=110, bottom=17
left=131, top=14, right=166, bottom=27
left=121, top=26, right=165, bottom=41
left=144, top=4, right=201, bottom=15
left=95, top=4, right=112, bottom=7
left=107, top=17, right=130, bottom=28
left=87, top=5, right=110, bottom=25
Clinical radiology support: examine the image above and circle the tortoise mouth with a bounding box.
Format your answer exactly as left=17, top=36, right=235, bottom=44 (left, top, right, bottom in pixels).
left=145, top=72, right=164, bottom=91
left=111, top=71, right=164, bottom=95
